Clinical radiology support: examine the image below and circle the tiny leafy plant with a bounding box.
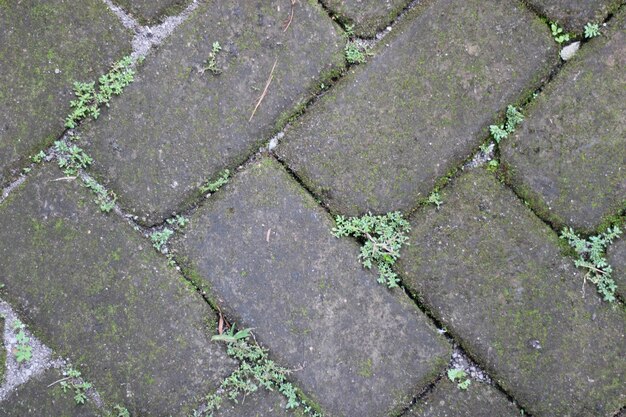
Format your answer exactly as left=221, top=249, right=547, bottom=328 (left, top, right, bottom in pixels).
left=200, top=169, right=230, bottom=193
left=150, top=228, right=174, bottom=252
left=202, top=41, right=222, bottom=75
left=54, top=141, right=93, bottom=176
left=13, top=320, right=32, bottom=363
left=65, top=56, right=135, bottom=128
left=60, top=366, right=92, bottom=405
left=202, top=326, right=321, bottom=417
left=111, top=405, right=131, bottom=417
left=560, top=226, right=622, bottom=302
left=584, top=22, right=600, bottom=38
left=427, top=192, right=443, bottom=208
left=486, top=159, right=499, bottom=173
left=332, top=212, right=410, bottom=288
left=489, top=105, right=524, bottom=144
left=31, top=150, right=46, bottom=164
left=550, top=21, right=571, bottom=44
left=345, top=41, right=370, bottom=64
left=448, top=368, right=471, bottom=390
left=82, top=177, right=116, bottom=213
left=166, top=214, right=189, bottom=228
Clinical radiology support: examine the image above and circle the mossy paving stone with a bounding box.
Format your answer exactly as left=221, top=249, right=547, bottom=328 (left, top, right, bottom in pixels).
left=81, top=0, right=345, bottom=227
left=607, top=237, right=626, bottom=301
left=406, top=379, right=519, bottom=417
left=0, top=368, right=99, bottom=417
left=112, top=0, right=191, bottom=25
left=319, top=0, right=411, bottom=37
left=501, top=14, right=626, bottom=235
left=0, top=165, right=236, bottom=416
left=523, top=0, right=622, bottom=33
left=0, top=0, right=132, bottom=188
left=172, top=157, right=450, bottom=417
left=277, top=0, right=557, bottom=217
left=396, top=169, right=626, bottom=416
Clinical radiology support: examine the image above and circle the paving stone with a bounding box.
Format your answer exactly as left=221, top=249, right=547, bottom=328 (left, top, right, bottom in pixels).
left=112, top=0, right=190, bottom=24
left=396, top=169, right=626, bottom=416
left=407, top=379, right=519, bottom=417
left=0, top=317, right=4, bottom=385
left=212, top=389, right=302, bottom=417
left=277, top=0, right=557, bottom=217
left=0, top=0, right=132, bottom=188
left=0, top=165, right=236, bottom=416
left=173, top=157, right=450, bottom=417
left=82, top=0, right=345, bottom=226
left=0, top=368, right=99, bottom=417
left=319, top=0, right=411, bottom=37
left=501, top=15, right=626, bottom=234
left=525, top=0, right=622, bottom=33
left=607, top=237, right=626, bottom=301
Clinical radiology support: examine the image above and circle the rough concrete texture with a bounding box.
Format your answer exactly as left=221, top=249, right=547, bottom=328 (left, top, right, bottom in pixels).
left=501, top=14, right=626, bottom=234
left=112, top=0, right=191, bottom=24
left=397, top=169, right=626, bottom=416
left=278, top=0, right=557, bottom=217
left=0, top=368, right=99, bottom=417
left=524, top=0, right=622, bottom=33
left=607, top=236, right=626, bottom=301
left=0, top=317, right=4, bottom=386
left=0, top=165, right=236, bottom=416
left=81, top=0, right=345, bottom=226
left=407, top=379, right=519, bottom=417
left=0, top=0, right=132, bottom=187
left=320, top=0, right=411, bottom=37
left=173, top=157, right=450, bottom=417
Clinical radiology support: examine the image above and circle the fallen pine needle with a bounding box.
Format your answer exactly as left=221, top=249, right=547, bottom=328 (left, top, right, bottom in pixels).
left=249, top=58, right=278, bottom=122
left=283, top=0, right=297, bottom=32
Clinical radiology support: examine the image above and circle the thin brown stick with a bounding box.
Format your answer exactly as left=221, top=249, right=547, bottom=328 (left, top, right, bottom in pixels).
left=249, top=58, right=278, bottom=122
left=47, top=376, right=71, bottom=388
left=283, top=0, right=297, bottom=32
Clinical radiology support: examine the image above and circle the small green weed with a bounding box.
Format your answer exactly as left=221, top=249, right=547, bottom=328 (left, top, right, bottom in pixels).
left=54, top=141, right=93, bottom=176
left=13, top=320, right=32, bottom=363
left=150, top=228, right=174, bottom=252
left=345, top=41, right=370, bottom=64
left=202, top=41, right=222, bottom=75
left=427, top=192, right=443, bottom=208
left=31, top=150, right=46, bottom=164
left=447, top=368, right=471, bottom=390
left=59, top=366, right=92, bottom=405
left=332, top=212, right=410, bottom=288
left=166, top=214, right=189, bottom=229
left=584, top=22, right=600, bottom=38
left=111, top=405, right=131, bottom=417
left=560, top=226, right=622, bottom=302
left=489, top=105, right=524, bottom=144
left=202, top=326, right=321, bottom=417
left=82, top=177, right=116, bottom=213
left=550, top=21, right=571, bottom=44
left=65, top=56, right=134, bottom=128
left=486, top=159, right=499, bottom=173
left=200, top=169, right=230, bottom=193
left=343, top=24, right=355, bottom=38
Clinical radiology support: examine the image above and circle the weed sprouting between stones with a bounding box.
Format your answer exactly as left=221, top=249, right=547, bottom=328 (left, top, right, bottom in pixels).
left=200, top=169, right=230, bottom=194
left=82, top=177, right=117, bottom=213
left=65, top=56, right=135, bottom=128
left=584, top=22, right=601, bottom=38
left=489, top=105, right=524, bottom=144
left=12, top=320, right=32, bottom=363
left=447, top=368, right=471, bottom=390
left=151, top=228, right=174, bottom=253
left=54, top=141, right=93, bottom=176
left=549, top=21, right=571, bottom=44
left=199, top=326, right=322, bottom=417
left=560, top=226, right=622, bottom=302
left=332, top=212, right=410, bottom=288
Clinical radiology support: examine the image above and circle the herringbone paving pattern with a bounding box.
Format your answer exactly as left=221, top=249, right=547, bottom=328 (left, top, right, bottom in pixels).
left=0, top=0, right=624, bottom=416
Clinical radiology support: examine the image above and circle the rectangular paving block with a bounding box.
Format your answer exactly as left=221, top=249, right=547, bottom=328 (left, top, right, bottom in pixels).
left=112, top=0, right=190, bottom=24
left=320, top=0, right=411, bottom=37
left=397, top=169, right=626, bottom=416
left=277, top=0, right=557, bottom=217
left=501, top=13, right=626, bottom=234
left=0, top=368, right=99, bottom=417
left=407, top=379, right=519, bottom=417
left=607, top=237, right=626, bottom=300
left=524, top=0, right=622, bottom=33
left=0, top=0, right=132, bottom=187
left=0, top=165, right=236, bottom=416
left=81, top=0, right=345, bottom=226
left=172, top=157, right=450, bottom=417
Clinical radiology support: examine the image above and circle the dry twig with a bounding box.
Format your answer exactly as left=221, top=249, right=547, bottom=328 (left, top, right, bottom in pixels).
left=249, top=58, right=278, bottom=122
left=283, top=0, right=297, bottom=32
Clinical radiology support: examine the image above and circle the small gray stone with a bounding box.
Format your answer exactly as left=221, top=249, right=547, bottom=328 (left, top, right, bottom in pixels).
left=559, top=41, right=580, bottom=60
